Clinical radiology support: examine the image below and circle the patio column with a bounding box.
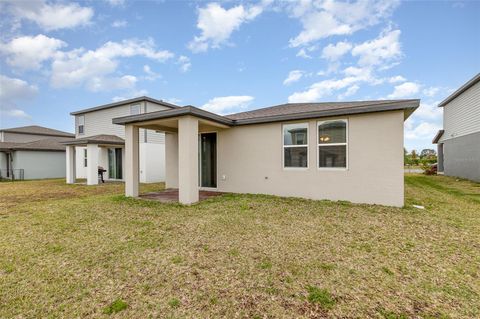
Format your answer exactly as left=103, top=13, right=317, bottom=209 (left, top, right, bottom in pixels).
left=125, top=125, right=139, bottom=197
left=178, top=116, right=199, bottom=204
left=86, top=144, right=99, bottom=185
left=66, top=145, right=76, bottom=184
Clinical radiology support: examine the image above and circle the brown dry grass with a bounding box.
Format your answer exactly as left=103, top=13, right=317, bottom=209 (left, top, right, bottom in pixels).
left=0, top=175, right=479, bottom=318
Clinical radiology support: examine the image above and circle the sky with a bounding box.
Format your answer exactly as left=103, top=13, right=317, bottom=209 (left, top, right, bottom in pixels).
left=0, top=0, right=479, bottom=152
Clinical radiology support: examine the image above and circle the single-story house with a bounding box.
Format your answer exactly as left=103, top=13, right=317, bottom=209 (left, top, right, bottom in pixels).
left=0, top=125, right=74, bottom=180
left=102, top=99, right=419, bottom=207
left=433, top=73, right=480, bottom=182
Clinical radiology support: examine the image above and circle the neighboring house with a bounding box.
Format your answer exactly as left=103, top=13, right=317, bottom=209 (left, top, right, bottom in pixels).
left=104, top=98, right=419, bottom=207
left=433, top=73, right=480, bottom=182
left=62, top=97, right=178, bottom=185
left=0, top=125, right=74, bottom=180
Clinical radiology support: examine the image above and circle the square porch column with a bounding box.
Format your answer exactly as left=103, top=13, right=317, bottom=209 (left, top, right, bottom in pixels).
left=178, top=116, right=199, bottom=204
left=66, top=145, right=76, bottom=184
left=125, top=125, right=139, bottom=197
left=86, top=144, right=99, bottom=185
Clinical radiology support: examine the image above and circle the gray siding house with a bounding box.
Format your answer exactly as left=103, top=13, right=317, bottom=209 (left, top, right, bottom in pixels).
left=433, top=73, right=480, bottom=182
left=0, top=126, right=74, bottom=180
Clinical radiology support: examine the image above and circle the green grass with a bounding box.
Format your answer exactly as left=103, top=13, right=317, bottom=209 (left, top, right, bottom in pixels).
left=0, top=175, right=479, bottom=318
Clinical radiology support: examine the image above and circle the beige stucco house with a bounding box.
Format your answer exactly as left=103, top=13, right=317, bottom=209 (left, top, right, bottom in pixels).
left=109, top=99, right=419, bottom=207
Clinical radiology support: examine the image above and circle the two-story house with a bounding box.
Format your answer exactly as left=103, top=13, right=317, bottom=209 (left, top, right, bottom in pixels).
left=0, top=125, right=74, bottom=180
left=433, top=73, right=480, bottom=182
left=62, top=97, right=178, bottom=185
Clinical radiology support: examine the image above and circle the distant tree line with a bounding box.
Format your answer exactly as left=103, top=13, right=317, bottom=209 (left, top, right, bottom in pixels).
left=404, top=148, right=437, bottom=166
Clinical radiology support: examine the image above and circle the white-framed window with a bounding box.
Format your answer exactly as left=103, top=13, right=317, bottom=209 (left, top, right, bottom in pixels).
left=317, top=119, right=348, bottom=169
left=283, top=123, right=308, bottom=168
left=78, top=115, right=85, bottom=135
left=130, top=104, right=141, bottom=115
left=83, top=149, right=87, bottom=167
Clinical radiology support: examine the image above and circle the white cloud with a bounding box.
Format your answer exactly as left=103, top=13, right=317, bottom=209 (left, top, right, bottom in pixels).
left=412, top=101, right=442, bottom=121
left=50, top=38, right=174, bottom=91
left=177, top=56, right=191, bottom=72
left=423, top=87, right=440, bottom=97
left=405, top=121, right=441, bottom=140
left=202, top=95, right=254, bottom=114
left=0, top=34, right=66, bottom=70
left=352, top=29, right=402, bottom=66
left=188, top=2, right=266, bottom=53
left=7, top=0, right=93, bottom=31
left=0, top=75, right=37, bottom=119
left=321, top=41, right=352, bottom=61
left=389, top=75, right=406, bottom=83
left=143, top=65, right=161, bottom=80
left=296, top=48, right=311, bottom=59
left=1, top=109, right=31, bottom=119
left=288, top=0, right=399, bottom=47
left=388, top=82, right=420, bottom=99
left=112, top=20, right=127, bottom=28
left=288, top=76, right=358, bottom=103
left=0, top=74, right=38, bottom=104
left=165, top=97, right=182, bottom=105
left=283, top=70, right=304, bottom=85
left=338, top=85, right=359, bottom=99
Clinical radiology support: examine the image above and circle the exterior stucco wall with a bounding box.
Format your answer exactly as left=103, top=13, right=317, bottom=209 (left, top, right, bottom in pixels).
left=443, top=131, right=480, bottom=182
left=12, top=151, right=66, bottom=179
left=165, top=132, right=179, bottom=188
left=140, top=143, right=165, bottom=183
left=210, top=110, right=404, bottom=206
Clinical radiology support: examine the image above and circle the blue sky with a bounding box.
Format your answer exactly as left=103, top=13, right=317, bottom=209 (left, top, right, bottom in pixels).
left=0, top=0, right=479, bottom=151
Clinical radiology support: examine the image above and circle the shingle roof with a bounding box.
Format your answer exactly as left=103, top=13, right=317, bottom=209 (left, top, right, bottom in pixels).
left=112, top=99, right=420, bottom=126
left=226, top=99, right=419, bottom=121
left=438, top=73, right=480, bottom=107
left=61, top=134, right=124, bottom=146
left=0, top=125, right=74, bottom=137
left=0, top=138, right=69, bottom=152
left=70, top=96, right=180, bottom=115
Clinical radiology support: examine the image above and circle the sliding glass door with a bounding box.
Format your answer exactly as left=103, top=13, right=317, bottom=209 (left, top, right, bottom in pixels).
left=199, top=133, right=217, bottom=188
left=108, top=148, right=123, bottom=180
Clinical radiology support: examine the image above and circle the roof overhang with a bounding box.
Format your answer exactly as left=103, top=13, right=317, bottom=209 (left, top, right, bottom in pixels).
left=61, top=136, right=125, bottom=147
left=112, top=100, right=420, bottom=127
left=70, top=96, right=180, bottom=115
left=438, top=73, right=480, bottom=107
left=112, top=106, right=234, bottom=127
left=432, top=129, right=445, bottom=144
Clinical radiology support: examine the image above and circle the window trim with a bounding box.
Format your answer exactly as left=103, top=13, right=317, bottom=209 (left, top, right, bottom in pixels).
left=78, top=115, right=85, bottom=135
left=282, top=122, right=309, bottom=170
left=130, top=104, right=141, bottom=115
left=317, top=119, right=348, bottom=171
left=83, top=148, right=88, bottom=168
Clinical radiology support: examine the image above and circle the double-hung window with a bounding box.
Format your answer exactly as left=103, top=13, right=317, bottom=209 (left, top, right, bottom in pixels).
left=78, top=115, right=85, bottom=135
left=317, top=120, right=347, bottom=169
left=283, top=123, right=308, bottom=168
left=130, top=104, right=141, bottom=115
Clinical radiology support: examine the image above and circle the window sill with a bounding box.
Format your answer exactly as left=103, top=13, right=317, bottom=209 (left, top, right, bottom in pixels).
left=317, top=167, right=348, bottom=171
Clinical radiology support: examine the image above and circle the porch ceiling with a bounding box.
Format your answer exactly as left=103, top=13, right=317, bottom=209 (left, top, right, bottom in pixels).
left=128, top=116, right=230, bottom=133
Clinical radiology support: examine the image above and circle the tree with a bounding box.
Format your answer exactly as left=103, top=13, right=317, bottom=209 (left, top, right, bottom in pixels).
left=420, top=149, right=436, bottom=158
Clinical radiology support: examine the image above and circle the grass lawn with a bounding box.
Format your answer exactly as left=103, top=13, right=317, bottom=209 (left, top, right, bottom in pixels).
left=1, top=176, right=479, bottom=318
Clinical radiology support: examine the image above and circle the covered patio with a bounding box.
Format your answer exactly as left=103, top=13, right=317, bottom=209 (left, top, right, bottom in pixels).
left=113, top=106, right=232, bottom=204
left=140, top=189, right=225, bottom=203
left=63, top=135, right=125, bottom=185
